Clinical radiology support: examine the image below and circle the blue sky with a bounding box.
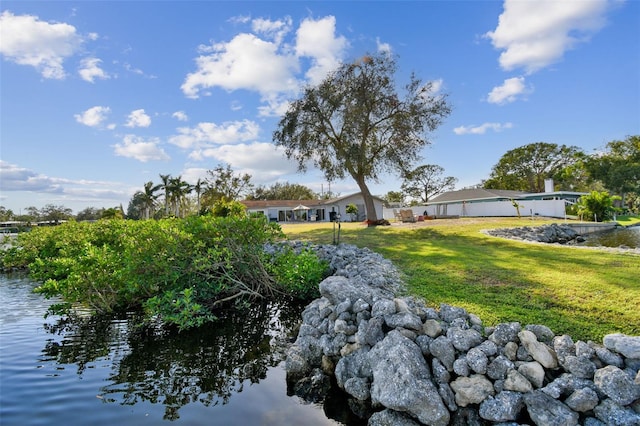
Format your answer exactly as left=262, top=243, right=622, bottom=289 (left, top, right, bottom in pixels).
left=1, top=1, right=638, bottom=214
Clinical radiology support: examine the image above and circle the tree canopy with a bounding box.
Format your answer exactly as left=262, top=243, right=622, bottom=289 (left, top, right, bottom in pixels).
left=584, top=135, right=640, bottom=207
left=248, top=182, right=316, bottom=200
left=201, top=164, right=254, bottom=208
left=273, top=52, right=452, bottom=223
left=484, top=142, right=584, bottom=193
left=401, top=164, right=457, bottom=203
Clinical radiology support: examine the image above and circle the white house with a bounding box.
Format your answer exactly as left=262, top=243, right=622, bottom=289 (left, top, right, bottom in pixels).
left=241, top=192, right=385, bottom=223
left=383, top=182, right=586, bottom=220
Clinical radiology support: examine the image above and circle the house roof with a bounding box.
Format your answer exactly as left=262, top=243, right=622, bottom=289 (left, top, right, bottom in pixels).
left=428, top=188, right=525, bottom=204
left=427, top=188, right=588, bottom=205
left=240, top=199, right=326, bottom=209
left=240, top=192, right=385, bottom=210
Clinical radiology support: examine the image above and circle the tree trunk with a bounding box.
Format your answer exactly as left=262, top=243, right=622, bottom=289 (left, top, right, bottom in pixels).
left=355, top=178, right=379, bottom=225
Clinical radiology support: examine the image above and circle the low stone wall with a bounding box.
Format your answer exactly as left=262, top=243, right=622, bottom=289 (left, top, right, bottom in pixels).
left=284, top=242, right=640, bottom=425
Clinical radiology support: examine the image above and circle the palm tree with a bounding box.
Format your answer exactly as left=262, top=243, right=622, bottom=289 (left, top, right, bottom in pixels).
left=168, top=176, right=192, bottom=217
left=193, top=178, right=204, bottom=214
left=141, top=181, right=161, bottom=219
left=159, top=174, right=172, bottom=217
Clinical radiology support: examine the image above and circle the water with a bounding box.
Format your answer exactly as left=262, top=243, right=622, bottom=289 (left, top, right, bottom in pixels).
left=580, top=225, right=640, bottom=249
left=0, top=274, right=359, bottom=426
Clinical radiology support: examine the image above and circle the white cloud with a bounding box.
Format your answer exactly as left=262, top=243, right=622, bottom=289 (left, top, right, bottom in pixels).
left=487, top=76, right=532, bottom=104
left=125, top=109, right=151, bottom=128
left=78, top=57, right=110, bottom=83
left=181, top=15, right=347, bottom=101
left=376, top=37, right=392, bottom=54
left=172, top=111, right=189, bottom=121
left=252, top=16, right=292, bottom=44
left=0, top=11, right=84, bottom=79
left=193, top=142, right=297, bottom=181
left=0, top=160, right=59, bottom=192
left=485, top=0, right=612, bottom=73
left=0, top=161, right=127, bottom=203
left=295, top=16, right=349, bottom=84
left=182, top=33, right=298, bottom=99
left=453, top=122, right=514, bottom=135
left=169, top=119, right=260, bottom=149
left=74, top=106, right=112, bottom=127
left=113, top=135, right=169, bottom=162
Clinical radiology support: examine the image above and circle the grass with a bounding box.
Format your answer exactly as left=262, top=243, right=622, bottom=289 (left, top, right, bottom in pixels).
left=281, top=217, right=640, bottom=342
left=616, top=215, right=640, bottom=226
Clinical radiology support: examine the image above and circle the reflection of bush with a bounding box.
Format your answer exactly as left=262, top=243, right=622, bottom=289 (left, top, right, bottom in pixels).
left=42, top=299, right=304, bottom=420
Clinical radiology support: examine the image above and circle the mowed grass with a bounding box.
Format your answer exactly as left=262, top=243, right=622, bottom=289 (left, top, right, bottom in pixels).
left=281, top=218, right=640, bottom=342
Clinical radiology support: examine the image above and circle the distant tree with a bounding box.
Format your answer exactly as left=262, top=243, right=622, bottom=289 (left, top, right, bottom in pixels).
left=382, top=191, right=405, bottom=206
left=139, top=181, right=162, bottom=219
left=22, top=206, right=41, bottom=222
left=193, top=178, right=204, bottom=214
left=401, top=164, right=457, bottom=203
left=76, top=207, right=103, bottom=221
left=127, top=191, right=146, bottom=220
left=0, top=206, right=15, bottom=221
left=101, top=207, right=124, bottom=220
left=273, top=52, right=452, bottom=224
left=248, top=182, right=317, bottom=200
left=159, top=174, right=172, bottom=217
left=484, top=142, right=584, bottom=193
left=202, top=164, right=253, bottom=209
left=40, top=204, right=73, bottom=224
left=584, top=135, right=640, bottom=210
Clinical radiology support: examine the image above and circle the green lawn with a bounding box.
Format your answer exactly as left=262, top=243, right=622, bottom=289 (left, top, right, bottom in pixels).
left=616, top=215, right=640, bottom=226
left=282, top=218, right=640, bottom=342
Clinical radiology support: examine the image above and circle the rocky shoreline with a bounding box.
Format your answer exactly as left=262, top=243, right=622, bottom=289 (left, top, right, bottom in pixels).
left=484, top=223, right=640, bottom=255
left=282, top=241, right=640, bottom=425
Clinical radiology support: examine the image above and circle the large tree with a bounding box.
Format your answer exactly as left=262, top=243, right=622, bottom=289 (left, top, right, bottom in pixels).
left=584, top=135, right=640, bottom=209
left=401, top=164, right=457, bottom=203
left=273, top=52, right=451, bottom=223
left=484, top=142, right=583, bottom=193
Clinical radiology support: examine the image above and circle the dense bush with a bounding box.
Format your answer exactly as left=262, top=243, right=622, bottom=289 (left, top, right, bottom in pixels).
left=0, top=216, right=328, bottom=330
left=576, top=190, right=621, bottom=222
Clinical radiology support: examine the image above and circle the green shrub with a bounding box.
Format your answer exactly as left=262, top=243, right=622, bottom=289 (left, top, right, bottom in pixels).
left=268, top=247, right=328, bottom=299
left=0, top=215, right=327, bottom=330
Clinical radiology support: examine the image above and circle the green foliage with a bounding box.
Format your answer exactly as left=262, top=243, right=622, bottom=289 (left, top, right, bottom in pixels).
left=0, top=216, right=329, bottom=330
left=585, top=135, right=640, bottom=210
left=210, top=199, right=247, bottom=217
left=248, top=182, right=317, bottom=200
left=576, top=191, right=622, bottom=222
left=484, top=142, right=584, bottom=192
left=267, top=247, right=328, bottom=299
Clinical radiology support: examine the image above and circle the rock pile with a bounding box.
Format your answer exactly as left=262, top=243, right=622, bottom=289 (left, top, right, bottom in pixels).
left=484, top=223, right=583, bottom=244
left=284, top=243, right=640, bottom=425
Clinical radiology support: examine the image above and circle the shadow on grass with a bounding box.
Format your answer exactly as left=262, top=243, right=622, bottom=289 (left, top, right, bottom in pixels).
left=284, top=223, right=640, bottom=341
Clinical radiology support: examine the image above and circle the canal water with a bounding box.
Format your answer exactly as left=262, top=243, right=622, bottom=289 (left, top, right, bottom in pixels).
left=0, top=273, right=362, bottom=426
left=579, top=225, right=640, bottom=249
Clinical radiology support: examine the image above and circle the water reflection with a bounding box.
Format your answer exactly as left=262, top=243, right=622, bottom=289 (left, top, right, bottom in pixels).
left=41, top=300, right=305, bottom=421
left=580, top=225, right=640, bottom=249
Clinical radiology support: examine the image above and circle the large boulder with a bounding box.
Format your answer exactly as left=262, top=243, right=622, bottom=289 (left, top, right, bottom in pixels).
left=368, top=330, right=450, bottom=426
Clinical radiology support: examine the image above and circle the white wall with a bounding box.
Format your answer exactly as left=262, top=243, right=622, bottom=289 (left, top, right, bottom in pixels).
left=383, top=199, right=569, bottom=220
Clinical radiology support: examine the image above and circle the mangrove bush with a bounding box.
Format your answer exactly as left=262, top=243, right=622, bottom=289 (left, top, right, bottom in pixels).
left=0, top=216, right=327, bottom=330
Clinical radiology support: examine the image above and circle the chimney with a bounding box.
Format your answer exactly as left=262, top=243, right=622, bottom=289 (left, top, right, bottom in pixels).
left=544, top=179, right=554, bottom=193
